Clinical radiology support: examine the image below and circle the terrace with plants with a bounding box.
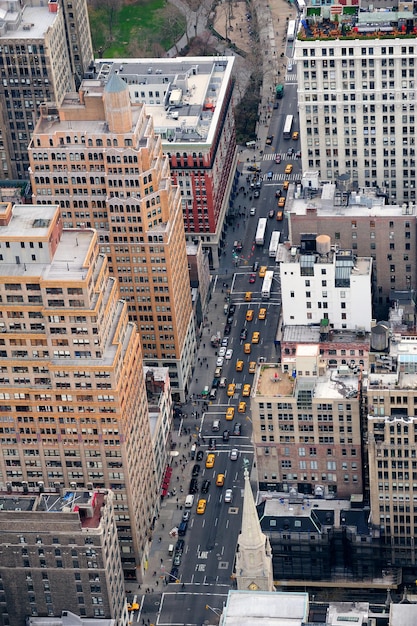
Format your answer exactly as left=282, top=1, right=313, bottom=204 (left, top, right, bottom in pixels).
left=298, top=4, right=417, bottom=41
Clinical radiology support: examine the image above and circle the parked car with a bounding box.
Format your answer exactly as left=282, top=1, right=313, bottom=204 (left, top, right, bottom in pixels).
left=228, top=305, right=236, bottom=315
left=218, top=346, right=227, bottom=358
left=221, top=337, right=229, bottom=347
left=226, top=315, right=234, bottom=325
left=182, top=510, right=191, bottom=522
left=173, top=552, right=182, bottom=566
left=175, top=539, right=185, bottom=554
left=224, top=324, right=232, bottom=336
left=189, top=478, right=198, bottom=494
left=216, top=356, right=225, bottom=367
left=196, top=450, right=204, bottom=462
left=225, top=349, right=233, bottom=360
left=170, top=567, right=179, bottom=581
left=192, top=464, right=200, bottom=477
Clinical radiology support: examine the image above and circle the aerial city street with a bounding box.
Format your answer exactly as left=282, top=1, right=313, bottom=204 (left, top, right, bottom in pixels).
left=1, top=0, right=417, bottom=624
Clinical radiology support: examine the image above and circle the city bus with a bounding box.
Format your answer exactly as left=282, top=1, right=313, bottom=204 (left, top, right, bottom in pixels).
left=268, top=231, right=280, bottom=258
left=283, top=115, right=294, bottom=139
left=261, top=271, right=274, bottom=300
left=287, top=19, right=296, bottom=41
left=255, top=218, right=267, bottom=246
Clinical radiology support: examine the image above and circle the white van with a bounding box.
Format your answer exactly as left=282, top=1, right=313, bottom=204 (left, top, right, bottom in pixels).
left=185, top=494, right=194, bottom=508
left=168, top=544, right=174, bottom=556
left=212, top=420, right=220, bottom=432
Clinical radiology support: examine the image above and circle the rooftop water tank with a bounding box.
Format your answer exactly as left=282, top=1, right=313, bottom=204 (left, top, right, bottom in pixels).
left=316, top=234, right=331, bottom=255
left=371, top=323, right=389, bottom=351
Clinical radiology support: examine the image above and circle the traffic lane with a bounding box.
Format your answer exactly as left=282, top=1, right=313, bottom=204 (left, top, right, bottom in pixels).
left=158, top=590, right=229, bottom=626
left=184, top=457, right=248, bottom=585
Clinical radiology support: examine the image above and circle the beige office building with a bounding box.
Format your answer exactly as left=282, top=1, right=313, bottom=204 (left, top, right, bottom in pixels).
left=28, top=75, right=196, bottom=400
left=251, top=354, right=362, bottom=498
left=0, top=202, right=158, bottom=581
left=367, top=337, right=417, bottom=568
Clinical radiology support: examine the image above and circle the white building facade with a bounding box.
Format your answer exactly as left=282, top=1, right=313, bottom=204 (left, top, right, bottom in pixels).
left=280, top=243, right=372, bottom=331
left=295, top=10, right=417, bottom=204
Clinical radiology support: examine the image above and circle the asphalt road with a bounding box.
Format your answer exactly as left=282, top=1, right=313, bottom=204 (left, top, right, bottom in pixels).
left=137, top=79, right=301, bottom=626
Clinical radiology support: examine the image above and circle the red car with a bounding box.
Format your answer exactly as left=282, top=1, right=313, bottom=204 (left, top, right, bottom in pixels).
left=249, top=273, right=256, bottom=284
left=275, top=155, right=281, bottom=164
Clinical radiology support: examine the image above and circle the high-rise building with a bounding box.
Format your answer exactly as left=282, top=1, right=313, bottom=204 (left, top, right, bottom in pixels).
left=295, top=4, right=417, bottom=204
left=0, top=0, right=93, bottom=179
left=0, top=489, right=128, bottom=625
left=0, top=202, right=158, bottom=581
left=367, top=336, right=417, bottom=574
left=28, top=75, right=196, bottom=401
left=92, top=58, right=237, bottom=269
left=251, top=358, right=362, bottom=497
left=288, top=185, right=417, bottom=319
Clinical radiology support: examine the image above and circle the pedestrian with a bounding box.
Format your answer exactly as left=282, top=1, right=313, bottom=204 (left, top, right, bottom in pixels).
left=162, top=523, right=165, bottom=529
left=158, top=537, right=161, bottom=543
left=203, top=343, right=205, bottom=349
left=156, top=580, right=159, bottom=586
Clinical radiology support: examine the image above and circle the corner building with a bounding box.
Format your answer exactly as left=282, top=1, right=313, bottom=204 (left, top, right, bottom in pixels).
left=28, top=75, right=196, bottom=400
left=0, top=202, right=158, bottom=582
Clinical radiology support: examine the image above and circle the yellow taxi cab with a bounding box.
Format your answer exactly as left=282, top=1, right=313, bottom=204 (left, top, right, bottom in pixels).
left=236, top=359, right=244, bottom=372
left=244, top=342, right=251, bottom=354
left=252, top=331, right=260, bottom=344
left=276, top=209, right=284, bottom=220
left=245, top=291, right=252, bottom=302
left=278, top=197, right=286, bottom=208
left=242, top=384, right=251, bottom=397
left=285, top=164, right=293, bottom=175
left=226, top=406, right=235, bottom=421
left=216, top=473, right=225, bottom=487
left=283, top=180, right=289, bottom=190
left=238, top=401, right=246, bottom=413
left=249, top=361, right=256, bottom=374
left=197, top=498, right=207, bottom=514
left=206, top=453, right=215, bottom=469
left=259, top=266, right=267, bottom=278
left=227, top=383, right=236, bottom=397
left=258, top=308, right=267, bottom=320
left=292, top=131, right=299, bottom=140
left=246, top=309, right=254, bottom=322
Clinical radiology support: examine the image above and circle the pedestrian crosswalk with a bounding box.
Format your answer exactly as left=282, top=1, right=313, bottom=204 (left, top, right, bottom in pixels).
left=285, top=74, right=298, bottom=83
left=262, top=153, right=299, bottom=161
left=263, top=172, right=299, bottom=182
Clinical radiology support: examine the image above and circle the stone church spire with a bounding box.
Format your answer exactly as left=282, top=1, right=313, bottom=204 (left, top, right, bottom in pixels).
left=235, top=463, right=275, bottom=592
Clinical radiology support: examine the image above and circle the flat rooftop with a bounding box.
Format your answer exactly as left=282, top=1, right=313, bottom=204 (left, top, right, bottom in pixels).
left=290, top=186, right=415, bottom=218
left=38, top=490, right=106, bottom=529
left=0, top=4, right=57, bottom=40
left=222, top=590, right=309, bottom=626
left=94, top=57, right=234, bottom=147
left=255, top=365, right=359, bottom=400
left=282, top=326, right=370, bottom=346
left=0, top=204, right=57, bottom=239
left=299, top=5, right=416, bottom=41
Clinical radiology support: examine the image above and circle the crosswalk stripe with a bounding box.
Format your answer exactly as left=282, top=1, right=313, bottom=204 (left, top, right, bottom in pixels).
left=285, top=75, right=298, bottom=82
left=262, top=153, right=298, bottom=161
